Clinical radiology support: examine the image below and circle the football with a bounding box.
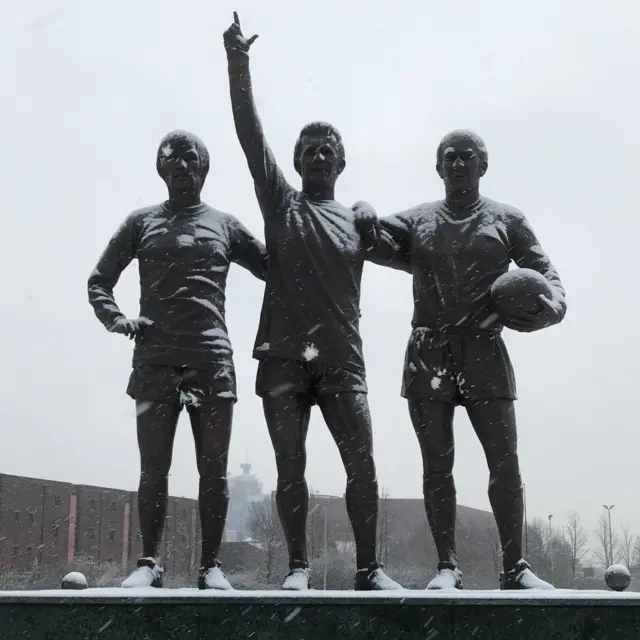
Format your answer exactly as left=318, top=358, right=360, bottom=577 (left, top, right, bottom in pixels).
left=490, top=268, right=553, bottom=319
left=61, top=571, right=88, bottom=590
left=605, top=564, right=631, bottom=592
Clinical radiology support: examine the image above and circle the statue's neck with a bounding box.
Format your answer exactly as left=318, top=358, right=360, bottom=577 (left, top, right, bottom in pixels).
left=445, top=188, right=481, bottom=212
left=302, top=183, right=335, bottom=201
left=167, top=189, right=201, bottom=208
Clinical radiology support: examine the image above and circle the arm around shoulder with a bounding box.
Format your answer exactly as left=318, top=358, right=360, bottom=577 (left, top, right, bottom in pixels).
left=358, top=203, right=414, bottom=274
left=228, top=216, right=268, bottom=281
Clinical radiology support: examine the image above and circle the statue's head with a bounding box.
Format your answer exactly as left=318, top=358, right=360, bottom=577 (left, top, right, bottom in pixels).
left=436, top=130, right=488, bottom=193
left=293, top=121, right=346, bottom=188
left=156, top=130, right=210, bottom=195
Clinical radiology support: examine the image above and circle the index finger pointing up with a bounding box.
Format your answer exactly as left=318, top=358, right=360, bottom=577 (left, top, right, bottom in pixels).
left=233, top=11, right=240, bottom=27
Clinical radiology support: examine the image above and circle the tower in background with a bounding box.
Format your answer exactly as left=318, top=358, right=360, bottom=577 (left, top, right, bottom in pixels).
left=225, top=460, right=265, bottom=541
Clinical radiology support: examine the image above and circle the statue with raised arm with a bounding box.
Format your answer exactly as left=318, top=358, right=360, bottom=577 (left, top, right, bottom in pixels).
left=359, top=129, right=566, bottom=591
left=87, top=130, right=267, bottom=590
left=223, top=12, right=401, bottom=591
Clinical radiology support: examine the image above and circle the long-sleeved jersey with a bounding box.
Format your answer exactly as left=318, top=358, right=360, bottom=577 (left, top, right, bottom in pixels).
left=371, top=197, right=566, bottom=331
left=88, top=201, right=266, bottom=369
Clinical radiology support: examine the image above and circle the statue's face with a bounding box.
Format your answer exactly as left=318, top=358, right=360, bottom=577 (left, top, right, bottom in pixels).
left=437, top=134, right=487, bottom=192
left=157, top=135, right=203, bottom=193
left=296, top=134, right=344, bottom=187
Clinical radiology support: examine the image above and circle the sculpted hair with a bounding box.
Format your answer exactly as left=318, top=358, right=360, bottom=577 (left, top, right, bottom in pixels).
left=156, top=130, right=211, bottom=181
left=436, top=129, right=488, bottom=165
left=293, top=121, right=346, bottom=168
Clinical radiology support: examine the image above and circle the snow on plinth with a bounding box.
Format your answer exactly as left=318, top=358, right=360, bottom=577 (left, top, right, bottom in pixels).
left=1, top=588, right=640, bottom=602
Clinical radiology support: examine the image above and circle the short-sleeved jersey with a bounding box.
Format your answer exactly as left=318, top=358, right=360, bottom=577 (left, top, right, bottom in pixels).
left=253, top=184, right=367, bottom=373
left=88, top=201, right=266, bottom=369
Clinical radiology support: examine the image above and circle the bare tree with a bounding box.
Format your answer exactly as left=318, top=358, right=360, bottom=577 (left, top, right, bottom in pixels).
left=564, top=512, right=589, bottom=580
left=483, top=517, right=502, bottom=578
left=527, top=518, right=549, bottom=570
left=619, top=524, right=636, bottom=569
left=248, top=495, right=282, bottom=581
left=633, top=538, right=640, bottom=567
left=307, top=491, right=324, bottom=561
left=594, top=512, right=618, bottom=567
left=377, top=487, right=390, bottom=565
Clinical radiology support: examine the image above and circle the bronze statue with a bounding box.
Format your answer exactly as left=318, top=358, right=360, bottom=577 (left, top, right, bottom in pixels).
left=361, top=129, right=566, bottom=590
left=87, top=130, right=267, bottom=590
left=223, top=12, right=401, bottom=591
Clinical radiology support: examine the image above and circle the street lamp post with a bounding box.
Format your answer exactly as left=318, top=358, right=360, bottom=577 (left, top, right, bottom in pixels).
left=323, top=500, right=328, bottom=590
left=548, top=514, right=555, bottom=584
left=523, top=483, right=529, bottom=557
left=603, top=504, right=615, bottom=566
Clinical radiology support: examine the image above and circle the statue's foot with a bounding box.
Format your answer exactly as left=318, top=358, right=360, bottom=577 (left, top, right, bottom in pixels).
left=500, top=560, right=554, bottom=590
left=355, top=562, right=403, bottom=591
left=122, top=557, right=164, bottom=588
left=426, top=561, right=464, bottom=590
left=198, top=562, right=233, bottom=590
left=282, top=567, right=311, bottom=591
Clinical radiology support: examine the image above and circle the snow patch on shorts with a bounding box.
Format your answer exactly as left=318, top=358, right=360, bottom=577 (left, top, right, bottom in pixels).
left=302, top=344, right=319, bottom=361
left=179, top=390, right=201, bottom=407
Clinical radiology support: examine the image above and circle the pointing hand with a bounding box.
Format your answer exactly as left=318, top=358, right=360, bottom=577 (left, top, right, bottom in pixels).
left=223, top=11, right=259, bottom=54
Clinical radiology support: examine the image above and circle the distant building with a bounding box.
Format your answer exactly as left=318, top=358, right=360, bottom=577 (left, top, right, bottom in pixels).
left=269, top=490, right=496, bottom=578
left=0, top=472, right=251, bottom=577
left=226, top=463, right=265, bottom=541
left=0, top=469, right=498, bottom=583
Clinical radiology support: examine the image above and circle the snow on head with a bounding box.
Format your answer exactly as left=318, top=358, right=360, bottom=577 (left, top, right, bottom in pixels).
left=302, top=344, right=319, bottom=361
left=437, top=129, right=488, bottom=164
left=157, top=130, right=210, bottom=181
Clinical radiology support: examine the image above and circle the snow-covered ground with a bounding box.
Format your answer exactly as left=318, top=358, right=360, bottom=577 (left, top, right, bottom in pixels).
left=0, top=588, right=639, bottom=601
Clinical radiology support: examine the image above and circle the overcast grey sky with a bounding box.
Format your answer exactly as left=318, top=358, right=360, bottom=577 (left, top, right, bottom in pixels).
left=1, top=0, right=638, bottom=541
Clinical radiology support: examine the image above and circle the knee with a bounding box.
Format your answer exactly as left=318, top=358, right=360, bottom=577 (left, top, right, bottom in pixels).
left=422, top=470, right=455, bottom=502
left=488, top=453, right=521, bottom=486
left=275, top=450, right=306, bottom=481
left=344, top=450, right=377, bottom=485
left=140, top=460, right=171, bottom=483
left=346, top=471, right=378, bottom=495
left=423, top=450, right=455, bottom=478
left=200, top=475, right=230, bottom=502
left=196, top=451, right=227, bottom=480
